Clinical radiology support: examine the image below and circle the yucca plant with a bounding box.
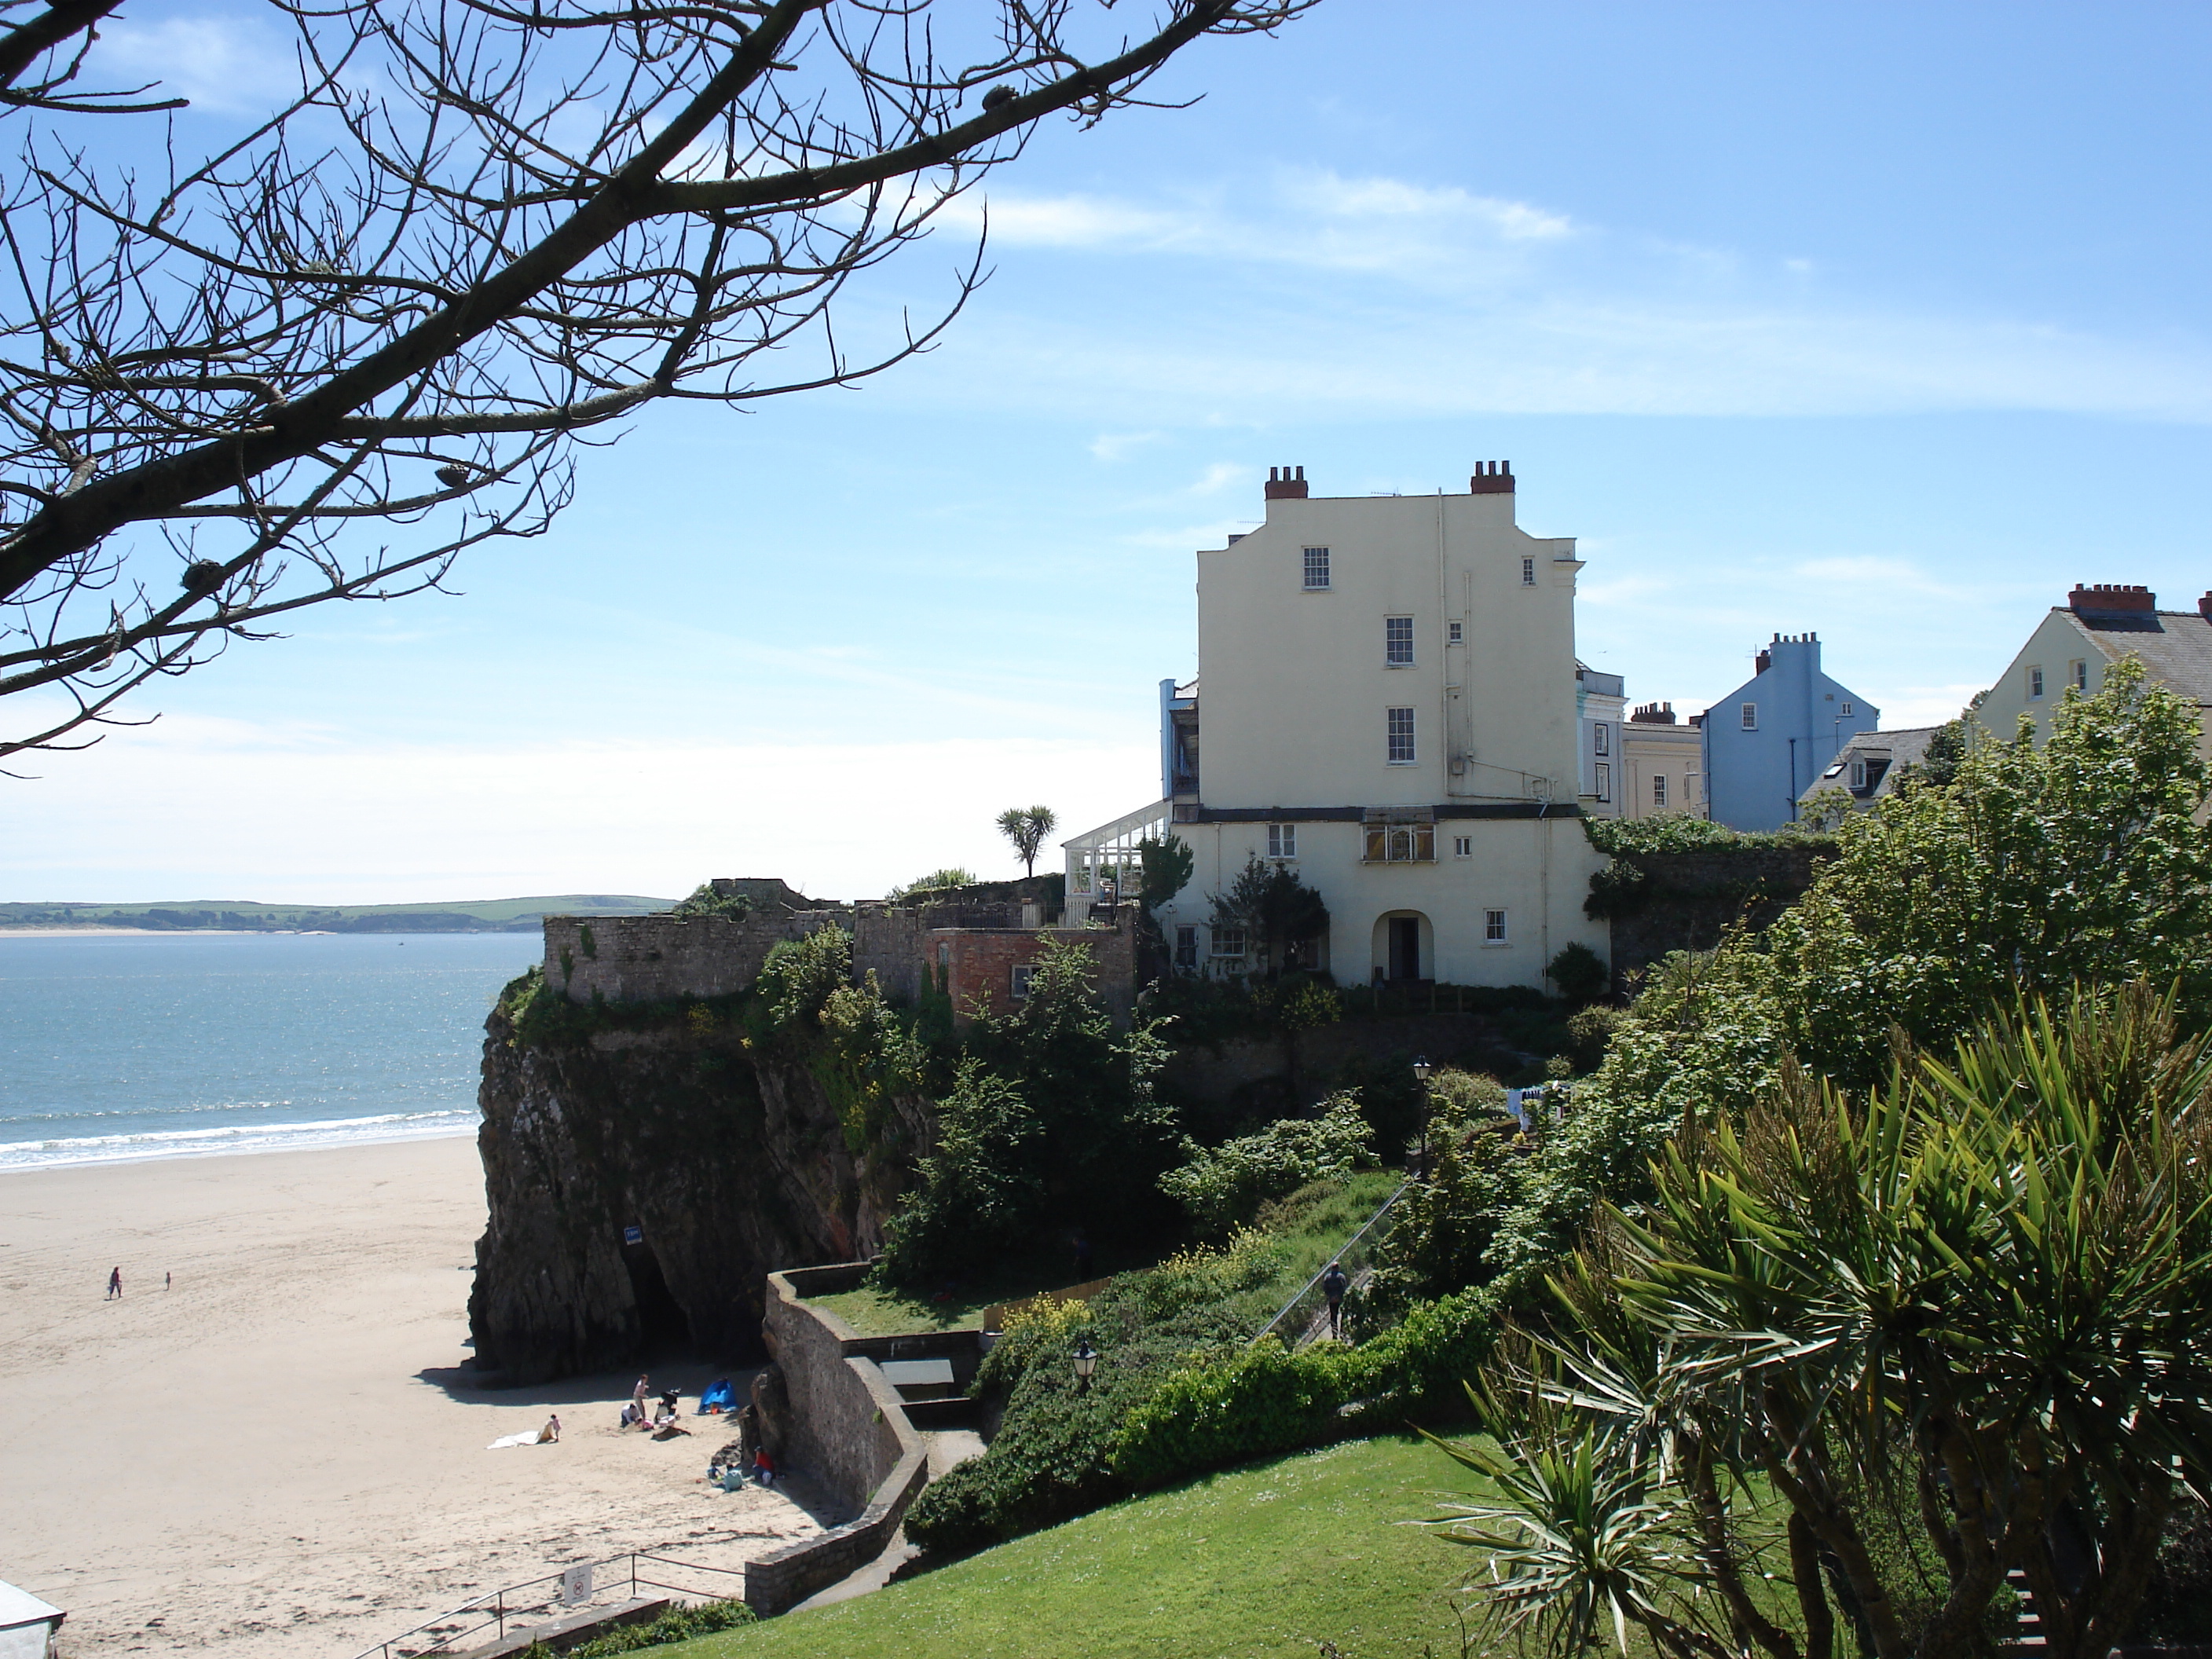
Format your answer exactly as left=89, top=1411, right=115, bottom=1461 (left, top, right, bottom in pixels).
left=1435, top=982, right=2212, bottom=1659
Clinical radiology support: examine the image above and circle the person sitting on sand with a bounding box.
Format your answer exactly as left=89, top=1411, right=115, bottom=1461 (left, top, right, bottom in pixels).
left=753, top=1447, right=776, bottom=1488
left=619, top=1401, right=643, bottom=1430
left=537, top=1415, right=561, bottom=1444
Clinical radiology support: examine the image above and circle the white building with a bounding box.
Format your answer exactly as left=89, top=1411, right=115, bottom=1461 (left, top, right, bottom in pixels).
left=1065, top=462, right=1609, bottom=990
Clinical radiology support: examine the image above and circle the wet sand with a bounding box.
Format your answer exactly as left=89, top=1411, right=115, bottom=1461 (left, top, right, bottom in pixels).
left=0, top=1138, right=828, bottom=1657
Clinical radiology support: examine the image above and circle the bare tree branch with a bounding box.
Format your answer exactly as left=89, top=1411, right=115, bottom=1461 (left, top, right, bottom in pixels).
left=0, top=0, right=1318, bottom=758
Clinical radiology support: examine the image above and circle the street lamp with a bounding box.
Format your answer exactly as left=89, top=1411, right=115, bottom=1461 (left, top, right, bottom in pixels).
left=1411, top=1056, right=1434, bottom=1177
left=1073, top=1340, right=1099, bottom=1391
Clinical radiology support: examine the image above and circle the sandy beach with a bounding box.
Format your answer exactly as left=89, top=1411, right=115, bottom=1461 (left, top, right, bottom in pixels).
left=0, top=1138, right=831, bottom=1657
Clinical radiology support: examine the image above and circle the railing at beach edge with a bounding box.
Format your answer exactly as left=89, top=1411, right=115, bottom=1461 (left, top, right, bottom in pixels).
left=351, top=1547, right=749, bottom=1659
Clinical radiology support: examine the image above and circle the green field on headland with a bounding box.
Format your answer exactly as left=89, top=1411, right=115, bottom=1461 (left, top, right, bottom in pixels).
left=679, top=1436, right=1482, bottom=1659
left=0, top=894, right=676, bottom=932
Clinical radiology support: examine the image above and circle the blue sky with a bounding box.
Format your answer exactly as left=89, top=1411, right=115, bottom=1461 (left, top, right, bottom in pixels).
left=9, top=1, right=2210, bottom=903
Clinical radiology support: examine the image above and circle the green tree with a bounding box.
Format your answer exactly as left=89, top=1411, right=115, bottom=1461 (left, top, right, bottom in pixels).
left=997, top=805, right=1059, bottom=877
left=881, top=938, right=1179, bottom=1284
left=1766, top=657, right=2212, bottom=1084
left=1209, top=855, right=1330, bottom=977
left=1137, top=834, right=1196, bottom=909
left=1437, top=983, right=2212, bottom=1659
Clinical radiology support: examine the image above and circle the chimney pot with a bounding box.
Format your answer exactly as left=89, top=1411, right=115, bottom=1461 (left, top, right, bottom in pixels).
left=2070, top=583, right=2157, bottom=614
left=1264, top=464, right=1309, bottom=501
left=1468, top=460, right=1516, bottom=496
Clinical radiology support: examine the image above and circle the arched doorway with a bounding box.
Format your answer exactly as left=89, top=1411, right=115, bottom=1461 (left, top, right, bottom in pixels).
left=1370, top=911, right=1431, bottom=983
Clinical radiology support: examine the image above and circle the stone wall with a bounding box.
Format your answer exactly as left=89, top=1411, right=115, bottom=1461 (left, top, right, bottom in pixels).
left=1599, top=846, right=1828, bottom=988
left=745, top=1267, right=931, bottom=1616
left=544, top=909, right=848, bottom=1006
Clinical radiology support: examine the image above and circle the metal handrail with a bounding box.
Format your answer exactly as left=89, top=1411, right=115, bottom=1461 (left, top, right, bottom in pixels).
left=353, top=1547, right=750, bottom=1659
left=1247, top=1175, right=1415, bottom=1349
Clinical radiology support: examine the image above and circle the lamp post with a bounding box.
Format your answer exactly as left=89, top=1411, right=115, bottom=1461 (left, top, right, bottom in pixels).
left=1073, top=1340, right=1099, bottom=1392
left=1411, top=1055, right=1434, bottom=1177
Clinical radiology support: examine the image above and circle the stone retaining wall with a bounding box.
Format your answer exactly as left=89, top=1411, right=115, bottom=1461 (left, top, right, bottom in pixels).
left=744, top=1266, right=932, bottom=1616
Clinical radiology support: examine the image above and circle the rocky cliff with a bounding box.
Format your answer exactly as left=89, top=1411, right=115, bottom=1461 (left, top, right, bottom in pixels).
left=467, top=1003, right=927, bottom=1383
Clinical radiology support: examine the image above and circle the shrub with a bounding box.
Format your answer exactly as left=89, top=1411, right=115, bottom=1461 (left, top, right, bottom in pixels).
left=1544, top=942, right=1610, bottom=1005
left=518, top=1598, right=755, bottom=1658
left=1364, top=1133, right=1525, bottom=1321
left=1158, top=1096, right=1373, bottom=1237
left=753, top=926, right=851, bottom=1035
left=667, top=882, right=749, bottom=919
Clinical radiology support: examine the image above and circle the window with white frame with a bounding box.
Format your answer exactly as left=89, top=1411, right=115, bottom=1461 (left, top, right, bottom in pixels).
left=1302, top=546, right=1331, bottom=590
left=1453, top=835, right=1472, bottom=857
left=1484, top=908, right=1508, bottom=944
left=1740, top=701, right=1759, bottom=731
left=1010, top=964, right=1035, bottom=1000
left=1386, top=706, right=1415, bottom=764
left=1174, top=925, right=1198, bottom=969
left=1595, top=762, right=1611, bottom=802
left=1594, top=723, right=1610, bottom=756
left=1267, top=822, right=1298, bottom=859
left=1210, top=925, right=1246, bottom=958
left=2029, top=665, right=2045, bottom=699
left=1520, top=557, right=1536, bottom=586
left=1385, top=615, right=1415, bottom=665
left=1363, top=822, right=1436, bottom=862
left=1653, top=774, right=1668, bottom=808
left=2072, top=660, right=2089, bottom=690
left=1840, top=701, right=1854, bottom=716
left=1849, top=759, right=1867, bottom=790
left=1448, top=621, right=1463, bottom=643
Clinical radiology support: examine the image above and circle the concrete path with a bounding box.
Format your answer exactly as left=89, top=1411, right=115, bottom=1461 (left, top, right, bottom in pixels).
left=786, top=1428, right=987, bottom=1613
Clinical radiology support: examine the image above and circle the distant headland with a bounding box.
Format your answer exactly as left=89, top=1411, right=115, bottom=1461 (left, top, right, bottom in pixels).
left=0, top=895, right=677, bottom=933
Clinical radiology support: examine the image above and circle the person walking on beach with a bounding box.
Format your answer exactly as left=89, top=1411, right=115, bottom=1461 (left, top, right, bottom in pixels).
left=632, top=1374, right=650, bottom=1413
left=165, top=1270, right=172, bottom=1291
left=106, top=1266, right=122, bottom=1300
left=1320, top=1262, right=1349, bottom=1340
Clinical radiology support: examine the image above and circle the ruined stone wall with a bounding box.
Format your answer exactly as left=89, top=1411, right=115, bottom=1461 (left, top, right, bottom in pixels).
left=1599, top=846, right=1827, bottom=988
left=543, top=909, right=848, bottom=1005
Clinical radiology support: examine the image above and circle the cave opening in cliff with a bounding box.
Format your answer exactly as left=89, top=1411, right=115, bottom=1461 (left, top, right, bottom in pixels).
left=623, top=1241, right=693, bottom=1355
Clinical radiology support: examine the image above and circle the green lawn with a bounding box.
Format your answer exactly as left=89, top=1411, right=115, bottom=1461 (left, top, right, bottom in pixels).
left=671, top=1435, right=1486, bottom=1659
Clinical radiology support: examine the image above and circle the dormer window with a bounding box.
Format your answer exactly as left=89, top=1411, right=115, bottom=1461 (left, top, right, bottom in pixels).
left=1849, top=759, right=1867, bottom=791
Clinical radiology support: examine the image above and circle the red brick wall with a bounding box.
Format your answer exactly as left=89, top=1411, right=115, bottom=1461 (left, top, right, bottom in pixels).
left=939, top=914, right=1136, bottom=1027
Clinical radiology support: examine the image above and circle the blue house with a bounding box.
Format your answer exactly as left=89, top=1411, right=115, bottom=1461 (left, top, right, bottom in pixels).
left=1701, top=632, right=1877, bottom=831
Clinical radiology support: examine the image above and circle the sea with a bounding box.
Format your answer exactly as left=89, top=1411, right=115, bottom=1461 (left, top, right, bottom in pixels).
left=0, top=931, right=540, bottom=1173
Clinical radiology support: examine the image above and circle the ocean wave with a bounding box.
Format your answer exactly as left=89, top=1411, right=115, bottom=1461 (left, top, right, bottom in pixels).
left=0, top=1108, right=480, bottom=1172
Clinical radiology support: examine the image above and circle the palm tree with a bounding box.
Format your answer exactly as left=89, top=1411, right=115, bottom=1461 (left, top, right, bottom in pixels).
left=996, top=805, right=1057, bottom=877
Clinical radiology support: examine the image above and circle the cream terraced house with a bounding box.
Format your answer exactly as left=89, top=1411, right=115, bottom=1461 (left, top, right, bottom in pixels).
left=1064, top=462, right=1609, bottom=990
left=1976, top=583, right=2212, bottom=760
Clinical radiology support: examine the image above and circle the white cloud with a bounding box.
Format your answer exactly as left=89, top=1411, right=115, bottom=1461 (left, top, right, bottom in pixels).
left=1089, top=430, right=1163, bottom=462
left=1285, top=170, right=1574, bottom=240
left=88, top=16, right=303, bottom=117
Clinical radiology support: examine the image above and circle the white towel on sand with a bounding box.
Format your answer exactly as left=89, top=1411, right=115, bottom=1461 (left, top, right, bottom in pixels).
left=487, top=1430, right=543, bottom=1449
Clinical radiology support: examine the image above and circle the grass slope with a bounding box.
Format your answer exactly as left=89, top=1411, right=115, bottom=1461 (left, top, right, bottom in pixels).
left=677, top=1436, right=1481, bottom=1659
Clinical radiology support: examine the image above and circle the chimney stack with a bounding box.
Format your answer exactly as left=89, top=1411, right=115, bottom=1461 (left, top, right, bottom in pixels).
left=2199, top=591, right=2212, bottom=623
left=2069, top=583, right=2156, bottom=614
left=1755, top=650, right=1772, bottom=675
left=1263, top=465, right=1308, bottom=500
left=1468, top=460, right=1515, bottom=496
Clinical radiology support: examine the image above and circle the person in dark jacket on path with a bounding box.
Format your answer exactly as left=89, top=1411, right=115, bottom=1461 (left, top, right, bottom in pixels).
left=1320, top=1262, right=1349, bottom=1339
